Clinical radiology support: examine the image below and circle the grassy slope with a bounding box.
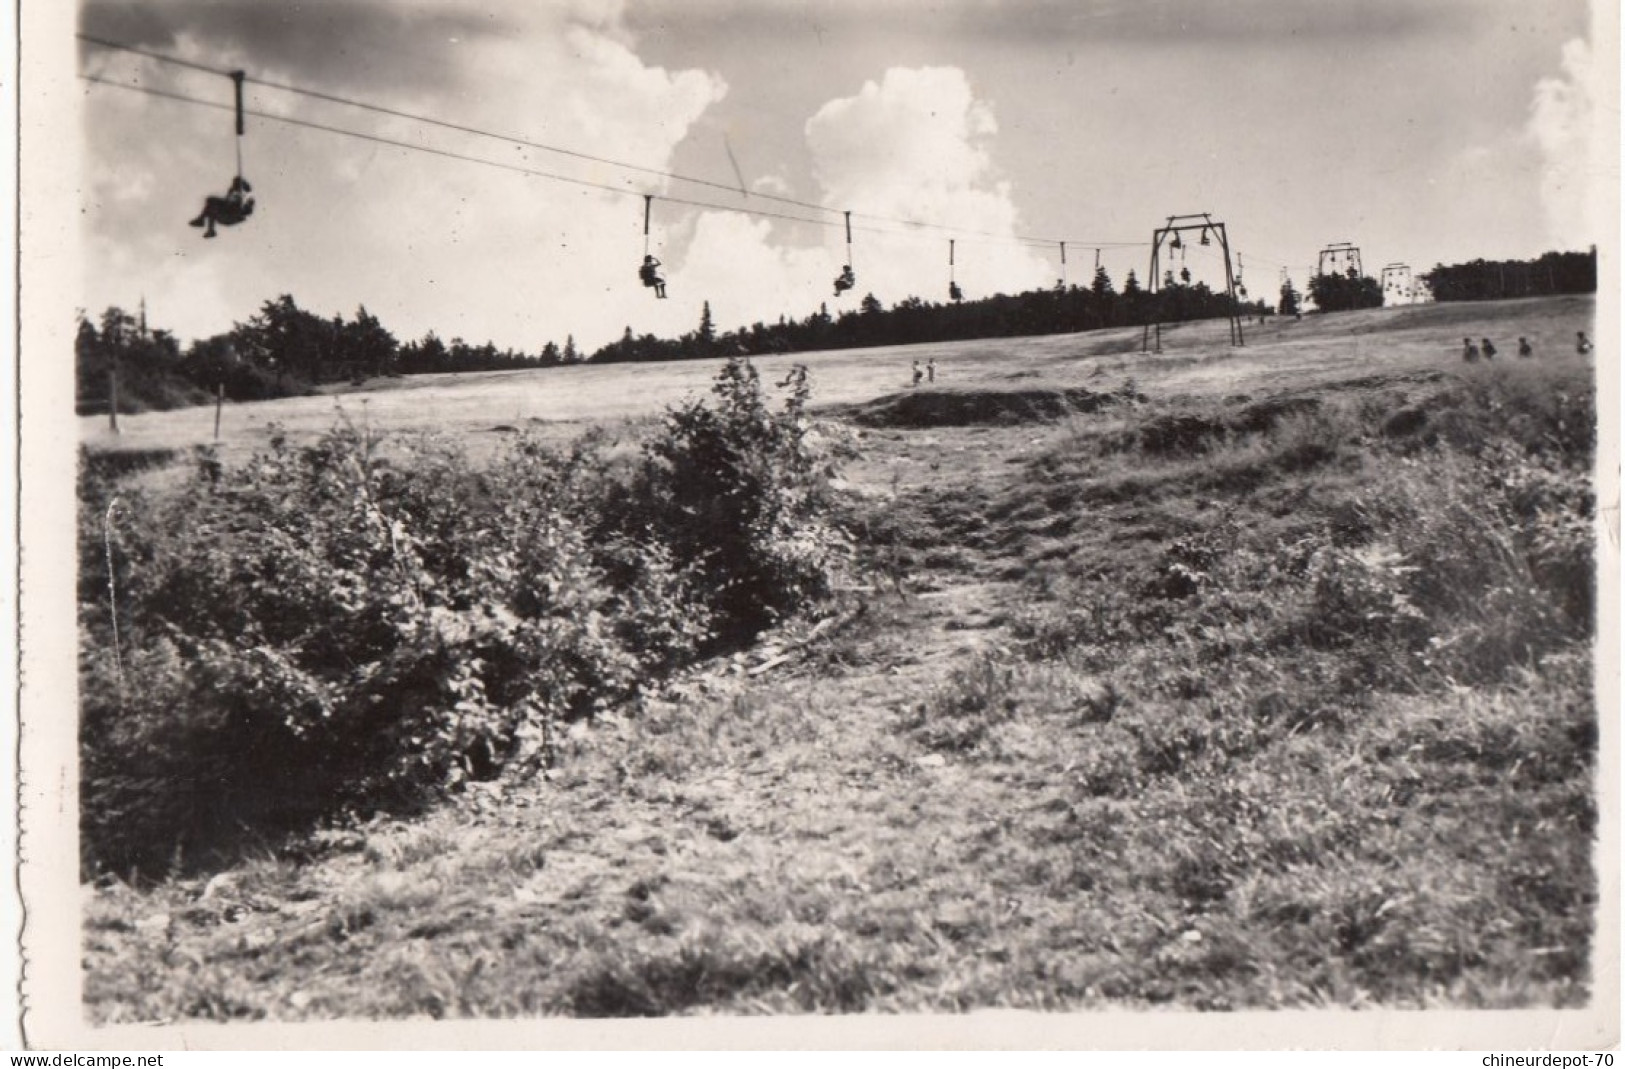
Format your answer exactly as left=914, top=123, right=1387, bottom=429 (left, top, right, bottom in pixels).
left=79, top=296, right=1591, bottom=465
left=82, top=296, right=1599, bottom=1019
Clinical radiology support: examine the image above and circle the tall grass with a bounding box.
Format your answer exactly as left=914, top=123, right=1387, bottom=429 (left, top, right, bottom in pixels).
left=886, top=358, right=1597, bottom=1006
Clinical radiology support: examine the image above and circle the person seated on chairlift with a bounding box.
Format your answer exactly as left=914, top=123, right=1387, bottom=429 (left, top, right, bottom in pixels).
left=189, top=176, right=254, bottom=239
left=639, top=255, right=668, bottom=298
left=949, top=281, right=963, bottom=302
left=833, top=264, right=856, bottom=296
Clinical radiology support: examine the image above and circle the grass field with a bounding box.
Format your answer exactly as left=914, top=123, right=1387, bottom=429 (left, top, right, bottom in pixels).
left=81, top=296, right=1592, bottom=465
left=80, top=295, right=1602, bottom=1019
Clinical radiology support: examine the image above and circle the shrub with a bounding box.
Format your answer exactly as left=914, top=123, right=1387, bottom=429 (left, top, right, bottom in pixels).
left=82, top=424, right=691, bottom=873
left=80, top=363, right=850, bottom=875
left=623, top=359, right=853, bottom=645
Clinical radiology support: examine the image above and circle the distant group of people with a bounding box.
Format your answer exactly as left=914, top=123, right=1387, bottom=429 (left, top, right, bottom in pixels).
left=1461, top=331, right=1592, bottom=362
left=910, top=358, right=936, bottom=386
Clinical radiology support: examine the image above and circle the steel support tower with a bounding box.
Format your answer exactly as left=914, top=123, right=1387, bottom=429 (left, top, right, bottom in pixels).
left=1318, top=242, right=1364, bottom=278
left=1141, top=213, right=1244, bottom=353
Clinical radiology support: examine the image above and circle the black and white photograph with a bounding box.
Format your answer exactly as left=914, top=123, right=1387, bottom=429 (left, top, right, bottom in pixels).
left=15, top=0, right=1620, bottom=1050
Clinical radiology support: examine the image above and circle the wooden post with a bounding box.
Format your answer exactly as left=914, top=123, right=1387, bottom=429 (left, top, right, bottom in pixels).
left=108, top=361, right=120, bottom=434
left=214, top=380, right=224, bottom=440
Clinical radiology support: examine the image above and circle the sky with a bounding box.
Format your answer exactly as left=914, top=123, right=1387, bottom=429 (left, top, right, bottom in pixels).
left=73, top=0, right=1608, bottom=354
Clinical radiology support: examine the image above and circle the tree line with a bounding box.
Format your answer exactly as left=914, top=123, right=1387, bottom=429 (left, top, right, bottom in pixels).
left=1273, top=247, right=1595, bottom=317
left=590, top=267, right=1273, bottom=364
left=1421, top=249, right=1596, bottom=303
left=76, top=296, right=576, bottom=415
left=81, top=247, right=1593, bottom=416
left=78, top=272, right=1273, bottom=413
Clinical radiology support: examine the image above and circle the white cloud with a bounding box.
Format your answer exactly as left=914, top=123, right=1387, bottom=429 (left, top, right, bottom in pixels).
left=669, top=211, right=832, bottom=329
left=1527, top=37, right=1596, bottom=250
left=806, top=66, right=998, bottom=210
left=798, top=66, right=1051, bottom=303
left=641, top=65, right=1052, bottom=340
left=83, top=15, right=1043, bottom=354
left=751, top=174, right=794, bottom=198
left=81, top=3, right=728, bottom=351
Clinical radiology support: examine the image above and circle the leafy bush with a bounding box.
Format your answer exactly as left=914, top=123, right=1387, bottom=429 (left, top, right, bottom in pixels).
left=620, top=359, right=853, bottom=644
left=81, top=363, right=849, bottom=876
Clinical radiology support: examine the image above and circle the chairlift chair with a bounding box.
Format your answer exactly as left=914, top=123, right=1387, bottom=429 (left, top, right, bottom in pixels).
left=187, top=71, right=255, bottom=238
left=832, top=210, right=857, bottom=296
left=637, top=195, right=668, bottom=297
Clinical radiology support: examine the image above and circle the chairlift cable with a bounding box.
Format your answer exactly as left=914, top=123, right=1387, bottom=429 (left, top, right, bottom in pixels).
left=82, top=74, right=831, bottom=231
left=78, top=32, right=805, bottom=214
left=79, top=33, right=1151, bottom=255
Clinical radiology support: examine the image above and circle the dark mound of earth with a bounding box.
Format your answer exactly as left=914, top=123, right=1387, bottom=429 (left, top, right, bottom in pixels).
left=843, top=387, right=1132, bottom=429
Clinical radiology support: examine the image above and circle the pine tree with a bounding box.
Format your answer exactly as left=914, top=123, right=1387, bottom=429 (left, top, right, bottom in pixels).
left=698, top=301, right=716, bottom=349
left=1278, top=278, right=1301, bottom=317
left=1090, top=265, right=1117, bottom=327
left=563, top=334, right=578, bottom=362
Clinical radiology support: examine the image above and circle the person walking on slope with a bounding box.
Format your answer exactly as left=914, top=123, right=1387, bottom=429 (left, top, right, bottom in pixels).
left=927, top=358, right=936, bottom=383
left=1480, top=338, right=1497, bottom=360
left=1462, top=337, right=1480, bottom=362
left=1518, top=337, right=1533, bottom=358
left=1577, top=331, right=1593, bottom=354
left=911, top=360, right=923, bottom=387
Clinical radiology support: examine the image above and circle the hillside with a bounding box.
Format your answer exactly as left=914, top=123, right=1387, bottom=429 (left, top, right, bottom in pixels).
left=80, top=296, right=1592, bottom=464
left=78, top=295, right=1602, bottom=1022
